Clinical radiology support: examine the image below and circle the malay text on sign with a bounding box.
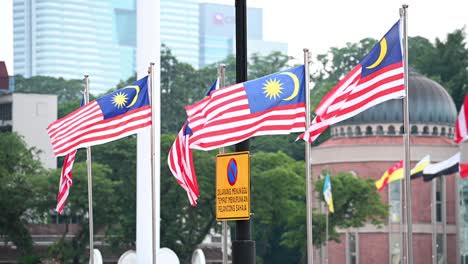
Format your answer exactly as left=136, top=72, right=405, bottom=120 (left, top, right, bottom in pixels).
left=216, top=151, right=250, bottom=221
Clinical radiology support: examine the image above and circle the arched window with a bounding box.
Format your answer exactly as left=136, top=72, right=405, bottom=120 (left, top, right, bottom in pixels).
left=366, top=126, right=373, bottom=136
left=347, top=127, right=353, bottom=137
left=422, top=126, right=429, bottom=135
left=355, top=126, right=362, bottom=136
left=411, top=125, right=418, bottom=135
left=376, top=125, right=384, bottom=135
left=441, top=127, right=446, bottom=136
left=340, top=127, right=345, bottom=137
left=388, top=126, right=396, bottom=135
left=448, top=128, right=453, bottom=137
left=432, top=127, right=439, bottom=136
left=400, top=126, right=404, bottom=134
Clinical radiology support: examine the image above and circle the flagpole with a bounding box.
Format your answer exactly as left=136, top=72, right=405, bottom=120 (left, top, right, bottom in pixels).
left=432, top=180, right=437, bottom=264
left=84, top=75, right=94, bottom=264
left=442, top=176, right=447, bottom=263
left=400, top=4, right=413, bottom=264
left=149, top=62, right=161, bottom=264
left=304, top=48, right=314, bottom=264
left=325, top=210, right=329, bottom=264
left=218, top=63, right=229, bottom=264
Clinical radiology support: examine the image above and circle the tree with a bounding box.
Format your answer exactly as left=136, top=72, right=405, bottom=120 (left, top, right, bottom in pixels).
left=14, top=75, right=84, bottom=104
left=0, top=133, right=44, bottom=257
left=281, top=172, right=388, bottom=262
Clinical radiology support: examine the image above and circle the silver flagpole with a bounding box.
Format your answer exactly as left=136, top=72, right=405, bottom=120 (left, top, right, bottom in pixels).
left=432, top=180, right=437, bottom=264
left=400, top=4, right=413, bottom=264
left=325, top=210, right=329, bottom=264
left=442, top=177, right=447, bottom=263
left=304, top=48, right=314, bottom=264
left=84, top=75, right=94, bottom=264
left=218, top=64, right=229, bottom=264
left=149, top=62, right=161, bottom=264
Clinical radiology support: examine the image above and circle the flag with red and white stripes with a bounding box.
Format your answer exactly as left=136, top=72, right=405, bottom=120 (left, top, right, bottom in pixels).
left=167, top=79, right=219, bottom=205
left=299, top=20, right=405, bottom=142
left=455, top=93, right=468, bottom=143
left=56, top=150, right=77, bottom=213
left=47, top=76, right=152, bottom=157
left=186, top=66, right=306, bottom=151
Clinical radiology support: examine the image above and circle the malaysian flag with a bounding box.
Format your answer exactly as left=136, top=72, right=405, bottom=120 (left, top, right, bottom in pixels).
left=168, top=79, right=219, bottom=205
left=55, top=96, right=85, bottom=214
left=299, top=21, right=405, bottom=142
left=186, top=66, right=306, bottom=151
left=455, top=93, right=468, bottom=143
left=47, top=76, right=152, bottom=157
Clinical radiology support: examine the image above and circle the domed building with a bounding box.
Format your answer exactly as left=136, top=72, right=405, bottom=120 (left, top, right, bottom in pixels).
left=311, top=72, right=460, bottom=264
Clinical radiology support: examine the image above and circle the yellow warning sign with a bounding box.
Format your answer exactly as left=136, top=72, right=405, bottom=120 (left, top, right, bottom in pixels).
left=216, top=151, right=250, bottom=221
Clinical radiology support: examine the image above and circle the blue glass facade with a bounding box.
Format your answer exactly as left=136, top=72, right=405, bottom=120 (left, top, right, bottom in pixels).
left=13, top=0, right=136, bottom=95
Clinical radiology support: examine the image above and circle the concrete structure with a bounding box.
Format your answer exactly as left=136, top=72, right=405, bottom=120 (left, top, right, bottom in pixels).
left=0, top=93, right=57, bottom=169
left=198, top=3, right=287, bottom=68
left=13, top=0, right=135, bottom=95
left=312, top=72, right=459, bottom=264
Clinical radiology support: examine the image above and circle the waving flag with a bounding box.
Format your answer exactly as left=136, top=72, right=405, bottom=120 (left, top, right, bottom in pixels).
left=375, top=160, right=404, bottom=191
left=300, top=21, right=404, bottom=142
left=409, top=155, right=431, bottom=179
left=422, top=152, right=460, bottom=182
left=186, top=65, right=306, bottom=151
left=168, top=78, right=219, bottom=205
left=48, top=76, right=152, bottom=157
left=55, top=96, right=85, bottom=214
left=456, top=93, right=468, bottom=143
left=323, top=172, right=334, bottom=213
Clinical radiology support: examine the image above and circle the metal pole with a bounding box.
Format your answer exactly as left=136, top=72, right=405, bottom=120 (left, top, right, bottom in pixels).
left=218, top=64, right=229, bottom=264
left=432, top=180, right=437, bottom=264
left=232, top=1, right=255, bottom=263
left=325, top=211, right=329, bottom=264
left=456, top=173, right=461, bottom=264
left=400, top=4, right=413, bottom=264
left=84, top=75, right=94, bottom=264
left=303, top=47, right=313, bottom=264
left=149, top=62, right=160, bottom=264
left=442, top=177, right=447, bottom=263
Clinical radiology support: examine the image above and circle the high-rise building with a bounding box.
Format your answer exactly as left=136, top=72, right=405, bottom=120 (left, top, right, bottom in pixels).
left=160, top=0, right=199, bottom=67
left=13, top=0, right=135, bottom=95
left=198, top=3, right=287, bottom=68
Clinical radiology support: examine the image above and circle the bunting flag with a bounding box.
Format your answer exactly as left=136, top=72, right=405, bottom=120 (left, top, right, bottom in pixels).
left=47, top=76, right=152, bottom=157
left=299, top=21, right=404, bottom=142
left=56, top=97, right=85, bottom=213
left=185, top=65, right=306, bottom=151
left=456, top=93, right=468, bottom=143
left=323, top=172, right=334, bottom=213
left=460, top=163, right=468, bottom=179
left=422, top=152, right=460, bottom=182
left=375, top=160, right=404, bottom=191
left=410, top=155, right=431, bottom=179
left=168, top=78, right=219, bottom=205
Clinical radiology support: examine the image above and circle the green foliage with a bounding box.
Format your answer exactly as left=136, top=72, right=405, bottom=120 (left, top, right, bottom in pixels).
left=14, top=75, right=83, bottom=104
left=0, top=133, right=44, bottom=255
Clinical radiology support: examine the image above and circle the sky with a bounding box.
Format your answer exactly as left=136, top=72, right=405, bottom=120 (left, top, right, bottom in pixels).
left=1, top=0, right=467, bottom=74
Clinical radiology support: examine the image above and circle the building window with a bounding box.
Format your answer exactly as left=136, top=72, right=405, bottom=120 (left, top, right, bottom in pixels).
left=340, top=127, right=345, bottom=137
left=389, top=181, right=401, bottom=223
left=400, top=126, right=404, bottom=134
left=422, top=126, right=429, bottom=135
left=390, top=232, right=401, bottom=264
left=436, top=233, right=444, bottom=263
left=355, top=126, right=362, bottom=136
left=411, top=125, right=418, bottom=135
left=388, top=125, right=396, bottom=135
left=432, top=126, right=439, bottom=136
left=449, top=127, right=453, bottom=137
left=441, top=127, right=446, bottom=136
left=376, top=125, right=384, bottom=135
left=436, top=177, right=442, bottom=222
left=348, top=233, right=357, bottom=264
left=365, top=126, right=373, bottom=136
left=347, top=127, right=353, bottom=137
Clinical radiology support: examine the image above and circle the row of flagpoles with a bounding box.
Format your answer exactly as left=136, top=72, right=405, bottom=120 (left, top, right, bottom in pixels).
left=46, top=3, right=468, bottom=264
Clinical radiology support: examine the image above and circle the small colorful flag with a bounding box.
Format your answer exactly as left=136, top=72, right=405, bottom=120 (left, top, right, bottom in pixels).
left=410, top=155, right=431, bottom=179
left=185, top=65, right=306, bottom=151
left=47, top=76, right=152, bottom=157
left=375, top=160, right=404, bottom=191
left=299, top=20, right=404, bottom=143
left=323, top=172, right=334, bottom=213
left=422, top=152, right=460, bottom=181
left=456, top=93, right=468, bottom=143
left=459, top=163, right=468, bottom=179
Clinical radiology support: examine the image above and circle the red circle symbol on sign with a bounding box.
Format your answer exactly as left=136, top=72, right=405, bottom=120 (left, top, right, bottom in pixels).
left=227, top=158, right=238, bottom=186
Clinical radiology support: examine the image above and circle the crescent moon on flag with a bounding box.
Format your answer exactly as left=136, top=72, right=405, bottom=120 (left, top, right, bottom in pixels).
left=281, top=72, right=300, bottom=101
left=125, top=85, right=141, bottom=108
left=366, top=38, right=387, bottom=69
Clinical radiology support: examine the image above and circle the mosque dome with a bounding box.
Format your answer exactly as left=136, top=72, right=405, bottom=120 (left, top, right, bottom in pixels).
left=330, top=72, right=457, bottom=139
